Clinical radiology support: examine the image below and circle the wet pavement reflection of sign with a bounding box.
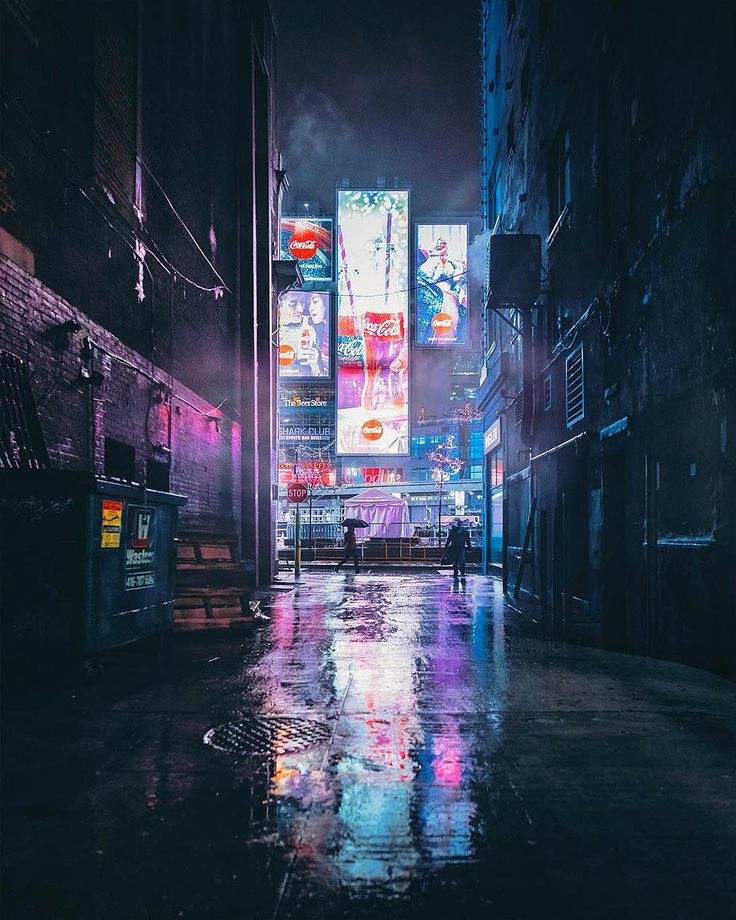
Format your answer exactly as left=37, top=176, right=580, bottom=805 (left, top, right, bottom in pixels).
left=124, top=505, right=156, bottom=590
left=5, top=573, right=736, bottom=919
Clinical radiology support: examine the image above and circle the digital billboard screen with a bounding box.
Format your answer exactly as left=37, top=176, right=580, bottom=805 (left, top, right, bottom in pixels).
left=415, top=224, right=469, bottom=346
left=336, top=190, right=409, bottom=455
left=279, top=217, right=333, bottom=282
left=278, top=290, right=331, bottom=379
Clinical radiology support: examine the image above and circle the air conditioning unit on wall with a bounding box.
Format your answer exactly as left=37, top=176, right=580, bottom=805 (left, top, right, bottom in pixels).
left=488, top=234, right=541, bottom=307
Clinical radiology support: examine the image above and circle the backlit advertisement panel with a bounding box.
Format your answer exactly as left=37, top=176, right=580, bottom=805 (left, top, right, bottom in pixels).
left=336, top=190, right=409, bottom=455
left=278, top=290, right=331, bottom=379
left=279, top=217, right=333, bottom=281
left=415, top=224, right=468, bottom=346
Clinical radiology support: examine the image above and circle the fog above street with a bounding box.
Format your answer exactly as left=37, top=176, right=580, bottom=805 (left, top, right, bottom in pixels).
left=275, top=0, right=481, bottom=214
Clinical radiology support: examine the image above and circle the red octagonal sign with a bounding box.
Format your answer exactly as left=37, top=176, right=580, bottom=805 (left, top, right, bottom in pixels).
left=287, top=482, right=308, bottom=504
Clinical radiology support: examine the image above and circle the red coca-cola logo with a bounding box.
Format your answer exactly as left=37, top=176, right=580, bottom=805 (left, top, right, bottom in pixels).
left=361, top=419, right=384, bottom=441
left=279, top=344, right=296, bottom=366
left=363, top=312, right=404, bottom=341
left=432, top=312, right=453, bottom=332
left=288, top=230, right=318, bottom=260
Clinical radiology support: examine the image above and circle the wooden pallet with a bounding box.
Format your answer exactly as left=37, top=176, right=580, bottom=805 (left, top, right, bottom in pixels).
left=175, top=531, right=255, bottom=627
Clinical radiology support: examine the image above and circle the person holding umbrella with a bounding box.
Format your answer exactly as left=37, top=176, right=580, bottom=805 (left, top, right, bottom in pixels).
left=445, top=518, right=472, bottom=580
left=336, top=518, right=366, bottom=573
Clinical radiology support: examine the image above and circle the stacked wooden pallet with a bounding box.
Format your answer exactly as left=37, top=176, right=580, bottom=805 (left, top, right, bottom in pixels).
left=174, top=532, right=256, bottom=628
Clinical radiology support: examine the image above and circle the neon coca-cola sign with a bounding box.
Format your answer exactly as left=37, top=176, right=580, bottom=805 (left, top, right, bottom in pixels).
left=363, top=316, right=402, bottom=338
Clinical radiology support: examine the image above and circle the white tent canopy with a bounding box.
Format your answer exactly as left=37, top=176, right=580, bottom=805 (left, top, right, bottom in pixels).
left=343, top=488, right=411, bottom=539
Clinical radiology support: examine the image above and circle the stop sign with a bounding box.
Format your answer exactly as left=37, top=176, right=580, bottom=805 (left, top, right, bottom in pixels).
left=287, top=482, right=308, bottom=504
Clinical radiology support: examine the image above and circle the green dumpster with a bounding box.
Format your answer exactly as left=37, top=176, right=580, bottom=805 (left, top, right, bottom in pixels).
left=0, top=471, right=186, bottom=658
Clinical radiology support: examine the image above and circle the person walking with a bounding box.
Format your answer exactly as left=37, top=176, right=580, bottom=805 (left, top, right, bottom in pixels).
left=336, top=524, right=360, bottom=573
left=445, top=518, right=471, bottom=579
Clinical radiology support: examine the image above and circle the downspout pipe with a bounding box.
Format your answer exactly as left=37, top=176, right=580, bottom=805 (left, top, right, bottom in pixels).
left=520, top=305, right=535, bottom=448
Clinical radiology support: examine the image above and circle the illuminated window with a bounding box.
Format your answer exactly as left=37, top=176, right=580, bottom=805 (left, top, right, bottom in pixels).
left=490, top=451, right=504, bottom=488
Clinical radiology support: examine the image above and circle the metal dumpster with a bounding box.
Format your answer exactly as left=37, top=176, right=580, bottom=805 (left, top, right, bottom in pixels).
left=0, top=471, right=186, bottom=658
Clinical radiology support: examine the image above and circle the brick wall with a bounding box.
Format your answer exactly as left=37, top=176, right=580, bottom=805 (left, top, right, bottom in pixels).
left=0, top=0, right=240, bottom=409
left=1, top=253, right=241, bottom=535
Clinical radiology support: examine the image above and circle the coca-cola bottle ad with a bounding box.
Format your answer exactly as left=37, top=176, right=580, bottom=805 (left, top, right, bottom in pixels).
left=336, top=190, right=410, bottom=455
left=278, top=290, right=331, bottom=379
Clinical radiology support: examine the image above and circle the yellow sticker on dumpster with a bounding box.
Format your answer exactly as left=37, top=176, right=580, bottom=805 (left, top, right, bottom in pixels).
left=101, top=499, right=123, bottom=548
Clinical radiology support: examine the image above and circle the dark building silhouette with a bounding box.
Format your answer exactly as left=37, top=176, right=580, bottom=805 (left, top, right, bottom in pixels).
left=479, top=0, right=736, bottom=674
left=0, top=0, right=284, bottom=585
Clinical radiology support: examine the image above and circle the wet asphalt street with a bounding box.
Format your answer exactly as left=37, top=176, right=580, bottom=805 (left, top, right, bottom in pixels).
left=2, top=572, right=736, bottom=920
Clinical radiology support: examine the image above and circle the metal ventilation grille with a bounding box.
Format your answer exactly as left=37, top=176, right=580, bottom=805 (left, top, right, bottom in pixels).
left=1, top=352, right=50, bottom=470
left=514, top=393, right=524, bottom=425
left=565, top=344, right=584, bottom=427
left=543, top=373, right=552, bottom=412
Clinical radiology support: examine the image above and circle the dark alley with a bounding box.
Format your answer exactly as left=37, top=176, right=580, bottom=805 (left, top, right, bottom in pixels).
left=3, top=572, right=735, bottom=919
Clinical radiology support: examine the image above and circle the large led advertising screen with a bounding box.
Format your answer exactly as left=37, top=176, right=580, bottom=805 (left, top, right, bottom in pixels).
left=336, top=190, right=409, bottom=455
left=278, top=290, right=331, bottom=379
left=279, top=217, right=333, bottom=282
left=278, top=385, right=335, bottom=445
left=415, top=223, right=469, bottom=346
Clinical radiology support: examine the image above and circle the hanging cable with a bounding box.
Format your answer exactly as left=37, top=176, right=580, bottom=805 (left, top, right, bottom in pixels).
left=139, top=160, right=231, bottom=293
left=4, top=98, right=229, bottom=297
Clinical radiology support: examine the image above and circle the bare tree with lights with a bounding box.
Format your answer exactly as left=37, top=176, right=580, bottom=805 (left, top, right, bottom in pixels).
left=295, top=448, right=332, bottom=560
left=427, top=435, right=463, bottom=549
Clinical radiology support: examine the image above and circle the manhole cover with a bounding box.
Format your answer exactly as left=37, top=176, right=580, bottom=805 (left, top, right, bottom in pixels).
left=204, top=717, right=331, bottom=755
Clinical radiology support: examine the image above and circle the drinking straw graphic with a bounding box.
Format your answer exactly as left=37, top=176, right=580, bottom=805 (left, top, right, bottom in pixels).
left=337, top=224, right=355, bottom=310
left=384, top=209, right=393, bottom=306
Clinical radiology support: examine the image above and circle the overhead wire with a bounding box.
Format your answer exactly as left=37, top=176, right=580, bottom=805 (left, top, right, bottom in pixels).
left=333, top=267, right=469, bottom=299
left=139, top=160, right=231, bottom=293
left=85, top=89, right=231, bottom=292
left=4, top=97, right=228, bottom=296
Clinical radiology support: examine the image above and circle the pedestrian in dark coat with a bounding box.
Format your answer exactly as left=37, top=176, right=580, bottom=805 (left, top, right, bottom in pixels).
left=445, top=519, right=471, bottom=578
left=337, top=525, right=360, bottom=573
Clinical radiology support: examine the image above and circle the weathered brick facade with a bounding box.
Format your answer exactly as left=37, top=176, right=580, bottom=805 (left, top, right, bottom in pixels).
left=0, top=254, right=241, bottom=532
left=479, top=0, right=736, bottom=675
left=1, top=0, right=281, bottom=582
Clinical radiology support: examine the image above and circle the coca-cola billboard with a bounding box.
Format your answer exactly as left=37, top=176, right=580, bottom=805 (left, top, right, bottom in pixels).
left=279, top=217, right=333, bottom=282
left=415, top=223, right=469, bottom=346
left=278, top=290, right=331, bottom=379
left=336, top=189, right=410, bottom=455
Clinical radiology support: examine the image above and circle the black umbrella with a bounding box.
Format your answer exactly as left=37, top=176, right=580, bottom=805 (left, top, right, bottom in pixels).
left=341, top=518, right=368, bottom=528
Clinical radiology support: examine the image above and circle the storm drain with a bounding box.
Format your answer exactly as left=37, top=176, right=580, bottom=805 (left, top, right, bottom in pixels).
left=203, top=717, right=331, bottom=755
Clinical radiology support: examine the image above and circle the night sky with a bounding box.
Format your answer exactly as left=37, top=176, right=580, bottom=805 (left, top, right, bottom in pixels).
left=274, top=0, right=481, bottom=219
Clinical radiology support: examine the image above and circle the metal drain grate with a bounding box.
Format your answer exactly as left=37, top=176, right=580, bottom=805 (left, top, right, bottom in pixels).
left=203, top=717, right=331, bottom=755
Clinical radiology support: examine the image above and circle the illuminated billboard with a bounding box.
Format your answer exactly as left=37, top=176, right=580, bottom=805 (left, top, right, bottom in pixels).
left=336, top=190, right=409, bottom=455
left=279, top=217, right=333, bottom=281
left=415, top=224, right=469, bottom=346
left=278, top=290, right=331, bottom=379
